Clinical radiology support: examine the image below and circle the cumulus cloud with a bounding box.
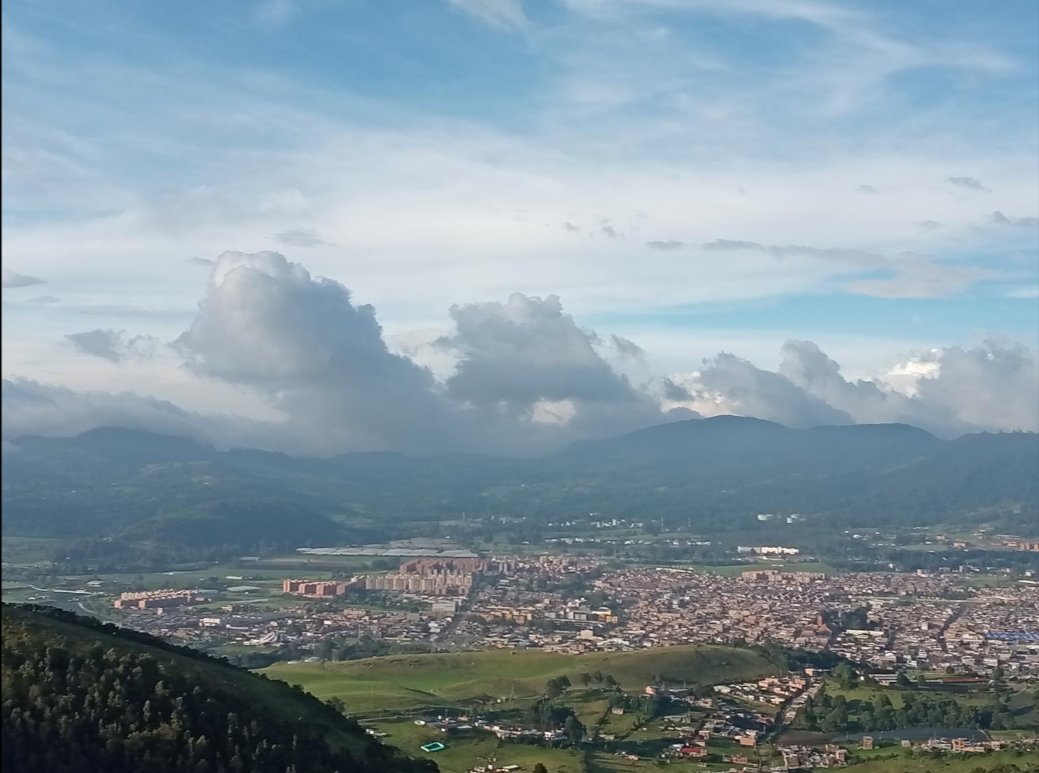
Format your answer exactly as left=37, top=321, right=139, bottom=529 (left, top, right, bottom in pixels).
left=664, top=339, right=1037, bottom=438
left=563, top=222, right=581, bottom=232
left=439, top=293, right=639, bottom=408
left=170, top=253, right=673, bottom=452
left=175, top=250, right=461, bottom=452
left=661, top=377, right=694, bottom=402
left=2, top=268, right=46, bottom=288
left=2, top=251, right=1035, bottom=453
left=646, top=239, right=686, bottom=251
left=690, top=352, right=854, bottom=428
left=912, top=342, right=1039, bottom=434
left=186, top=256, right=215, bottom=266
left=991, top=211, right=1039, bottom=228
left=2, top=378, right=225, bottom=444
left=65, top=329, right=160, bottom=363
left=600, top=225, right=623, bottom=239
left=610, top=335, right=645, bottom=360
left=947, top=176, right=989, bottom=192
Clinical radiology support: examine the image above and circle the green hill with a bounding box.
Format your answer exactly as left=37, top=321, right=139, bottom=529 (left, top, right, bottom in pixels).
left=261, top=644, right=778, bottom=715
left=0, top=604, right=436, bottom=773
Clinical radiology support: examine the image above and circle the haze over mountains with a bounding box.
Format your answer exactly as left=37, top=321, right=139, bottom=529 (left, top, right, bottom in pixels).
left=4, top=417, right=1036, bottom=551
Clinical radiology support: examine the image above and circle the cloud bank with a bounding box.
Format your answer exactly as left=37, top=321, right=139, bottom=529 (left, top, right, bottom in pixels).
left=3, top=251, right=1036, bottom=454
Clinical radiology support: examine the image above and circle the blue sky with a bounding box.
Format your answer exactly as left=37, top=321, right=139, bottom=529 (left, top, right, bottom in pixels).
left=1, top=0, right=1037, bottom=445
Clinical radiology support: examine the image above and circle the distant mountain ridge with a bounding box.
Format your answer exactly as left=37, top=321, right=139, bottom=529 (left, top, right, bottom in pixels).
left=3, top=417, right=1036, bottom=548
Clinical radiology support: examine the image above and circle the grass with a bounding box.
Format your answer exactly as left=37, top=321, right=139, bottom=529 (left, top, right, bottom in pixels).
left=366, top=718, right=582, bottom=773
left=61, top=566, right=337, bottom=591
left=262, top=645, right=778, bottom=716
left=848, top=749, right=1039, bottom=772
left=822, top=680, right=997, bottom=712
left=563, top=692, right=613, bottom=730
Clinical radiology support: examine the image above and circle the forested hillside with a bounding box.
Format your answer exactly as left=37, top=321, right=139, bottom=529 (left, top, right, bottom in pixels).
left=0, top=604, right=437, bottom=773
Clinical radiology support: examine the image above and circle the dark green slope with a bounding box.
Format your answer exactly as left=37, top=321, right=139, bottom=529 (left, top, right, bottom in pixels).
left=0, top=604, right=436, bottom=773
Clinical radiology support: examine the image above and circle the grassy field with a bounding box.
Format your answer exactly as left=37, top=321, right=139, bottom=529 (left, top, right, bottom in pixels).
left=849, top=748, right=1039, bottom=772
left=564, top=692, right=612, bottom=731
left=262, top=645, right=778, bottom=715
left=366, top=718, right=582, bottom=773
left=588, top=750, right=745, bottom=772
left=821, top=680, right=1001, bottom=713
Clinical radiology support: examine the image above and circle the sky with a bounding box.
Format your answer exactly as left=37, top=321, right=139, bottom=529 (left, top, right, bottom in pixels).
left=2, top=0, right=1038, bottom=454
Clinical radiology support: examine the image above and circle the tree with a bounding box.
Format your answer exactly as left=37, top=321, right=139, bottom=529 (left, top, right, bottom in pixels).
left=533, top=765, right=548, bottom=773
left=896, top=671, right=911, bottom=688
left=545, top=675, right=571, bottom=699
left=564, top=715, right=585, bottom=747
left=577, top=672, right=592, bottom=687
left=833, top=662, right=856, bottom=690
left=820, top=706, right=847, bottom=733
left=604, top=674, right=619, bottom=690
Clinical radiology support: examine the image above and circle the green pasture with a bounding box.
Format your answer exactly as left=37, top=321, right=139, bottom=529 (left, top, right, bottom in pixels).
left=262, top=645, right=778, bottom=715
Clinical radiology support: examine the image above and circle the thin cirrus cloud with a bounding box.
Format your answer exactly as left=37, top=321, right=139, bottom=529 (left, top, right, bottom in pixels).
left=700, top=239, right=1011, bottom=298
left=646, top=239, right=686, bottom=251
left=271, top=228, right=334, bottom=248
left=446, top=0, right=529, bottom=30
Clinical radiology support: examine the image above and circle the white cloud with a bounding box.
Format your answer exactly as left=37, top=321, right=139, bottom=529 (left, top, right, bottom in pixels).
left=3, top=251, right=1035, bottom=452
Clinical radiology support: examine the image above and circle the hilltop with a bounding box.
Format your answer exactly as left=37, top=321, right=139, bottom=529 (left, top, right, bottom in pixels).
left=0, top=604, right=436, bottom=773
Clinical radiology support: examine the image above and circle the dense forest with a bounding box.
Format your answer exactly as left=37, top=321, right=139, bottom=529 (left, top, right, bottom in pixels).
left=3, top=418, right=1036, bottom=554
left=0, top=604, right=436, bottom=773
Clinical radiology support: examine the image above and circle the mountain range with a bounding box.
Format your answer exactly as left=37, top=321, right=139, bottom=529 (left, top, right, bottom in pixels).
left=3, top=417, right=1036, bottom=551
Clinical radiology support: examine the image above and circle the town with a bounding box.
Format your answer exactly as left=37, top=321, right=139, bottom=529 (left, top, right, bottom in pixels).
left=102, top=554, right=1039, bottom=679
